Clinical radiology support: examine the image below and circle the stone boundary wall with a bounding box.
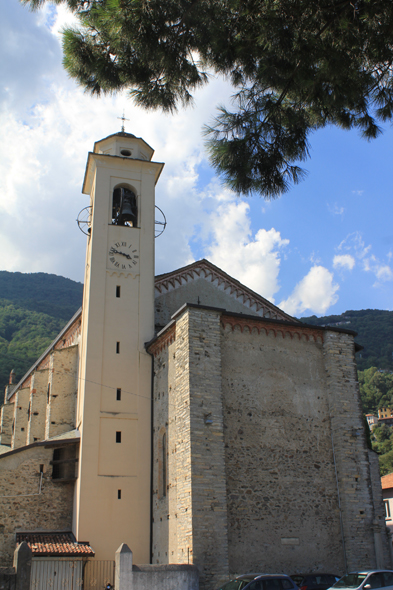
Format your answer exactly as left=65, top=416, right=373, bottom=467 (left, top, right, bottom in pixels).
left=0, top=541, right=32, bottom=590
left=116, top=544, right=199, bottom=590
left=0, top=568, right=16, bottom=590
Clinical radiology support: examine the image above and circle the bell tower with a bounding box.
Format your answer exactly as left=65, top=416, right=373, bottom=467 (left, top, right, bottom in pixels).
left=74, top=132, right=164, bottom=561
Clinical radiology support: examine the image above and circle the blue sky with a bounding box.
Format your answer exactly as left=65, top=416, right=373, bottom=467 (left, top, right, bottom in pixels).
left=1, top=0, right=392, bottom=318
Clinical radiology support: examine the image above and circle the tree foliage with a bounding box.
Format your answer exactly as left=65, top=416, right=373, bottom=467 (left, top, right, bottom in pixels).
left=20, top=0, right=393, bottom=197
left=0, top=272, right=82, bottom=392
left=301, top=309, right=393, bottom=372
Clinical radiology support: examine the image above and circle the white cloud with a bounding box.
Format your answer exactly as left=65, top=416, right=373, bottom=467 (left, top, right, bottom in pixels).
left=375, top=265, right=393, bottom=282
left=327, top=203, right=345, bottom=216
left=352, top=190, right=364, bottom=196
left=279, top=266, right=339, bottom=316
left=336, top=232, right=393, bottom=285
left=333, top=254, right=355, bottom=270
left=206, top=198, right=289, bottom=301
left=0, top=0, right=237, bottom=283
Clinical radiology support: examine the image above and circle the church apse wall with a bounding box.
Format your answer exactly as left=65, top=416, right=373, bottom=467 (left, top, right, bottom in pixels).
left=220, top=318, right=345, bottom=575
left=150, top=303, right=391, bottom=590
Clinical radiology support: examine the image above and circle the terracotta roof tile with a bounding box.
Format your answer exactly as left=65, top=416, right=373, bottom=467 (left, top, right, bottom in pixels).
left=381, top=473, right=393, bottom=490
left=16, top=532, right=94, bottom=556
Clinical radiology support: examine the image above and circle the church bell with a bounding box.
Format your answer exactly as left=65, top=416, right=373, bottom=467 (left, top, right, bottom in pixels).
left=113, top=187, right=137, bottom=227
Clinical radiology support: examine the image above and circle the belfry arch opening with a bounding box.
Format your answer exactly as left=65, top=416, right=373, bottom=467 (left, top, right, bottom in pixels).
left=112, top=185, right=138, bottom=227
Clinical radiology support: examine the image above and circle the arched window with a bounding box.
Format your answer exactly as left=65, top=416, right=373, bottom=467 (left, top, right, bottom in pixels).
left=112, top=187, right=138, bottom=227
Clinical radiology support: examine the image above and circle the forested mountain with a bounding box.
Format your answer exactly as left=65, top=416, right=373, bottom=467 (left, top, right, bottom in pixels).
left=301, top=309, right=393, bottom=372
left=0, top=270, right=392, bottom=403
left=0, top=271, right=83, bottom=392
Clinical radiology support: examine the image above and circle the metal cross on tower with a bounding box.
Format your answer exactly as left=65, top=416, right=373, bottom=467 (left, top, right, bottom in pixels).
left=118, top=111, right=130, bottom=132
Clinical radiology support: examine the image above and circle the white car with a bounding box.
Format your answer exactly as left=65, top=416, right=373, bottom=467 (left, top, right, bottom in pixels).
left=330, top=571, right=393, bottom=590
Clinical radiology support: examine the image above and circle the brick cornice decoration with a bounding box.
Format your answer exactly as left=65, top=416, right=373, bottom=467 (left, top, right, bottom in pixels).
left=221, top=315, right=324, bottom=343
left=148, top=324, right=176, bottom=357
left=155, top=259, right=295, bottom=322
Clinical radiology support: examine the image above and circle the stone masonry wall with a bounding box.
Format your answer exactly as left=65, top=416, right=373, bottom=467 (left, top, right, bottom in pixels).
left=172, top=312, right=194, bottom=567
left=11, top=389, right=30, bottom=449
left=152, top=308, right=229, bottom=590
left=152, top=337, right=179, bottom=565
left=0, top=445, right=74, bottom=565
left=26, top=369, right=49, bottom=445
left=220, top=321, right=346, bottom=576
left=0, top=403, right=14, bottom=446
left=323, top=330, right=391, bottom=571
left=45, top=347, right=78, bottom=439
left=185, top=308, right=228, bottom=590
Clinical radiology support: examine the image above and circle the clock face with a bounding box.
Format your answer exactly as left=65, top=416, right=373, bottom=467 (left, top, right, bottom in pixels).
left=108, top=240, right=139, bottom=271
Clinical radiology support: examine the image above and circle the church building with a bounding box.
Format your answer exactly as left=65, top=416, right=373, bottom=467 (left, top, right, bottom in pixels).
left=0, top=132, right=391, bottom=589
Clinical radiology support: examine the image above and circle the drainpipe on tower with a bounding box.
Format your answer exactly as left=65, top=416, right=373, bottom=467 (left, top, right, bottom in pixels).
left=146, top=346, right=155, bottom=565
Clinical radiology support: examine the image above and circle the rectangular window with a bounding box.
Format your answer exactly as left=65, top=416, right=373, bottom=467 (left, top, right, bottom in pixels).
left=118, top=489, right=122, bottom=499
left=116, top=431, right=121, bottom=443
left=116, top=286, right=121, bottom=298
left=116, top=342, right=120, bottom=354
left=385, top=500, right=391, bottom=519
left=116, top=388, right=121, bottom=401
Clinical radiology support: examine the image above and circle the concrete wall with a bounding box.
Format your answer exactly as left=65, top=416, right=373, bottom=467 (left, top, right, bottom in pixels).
left=0, top=445, right=74, bottom=565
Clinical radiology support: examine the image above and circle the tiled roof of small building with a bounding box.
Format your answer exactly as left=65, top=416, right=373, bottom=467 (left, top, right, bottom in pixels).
left=16, top=532, right=94, bottom=556
left=381, top=473, right=393, bottom=490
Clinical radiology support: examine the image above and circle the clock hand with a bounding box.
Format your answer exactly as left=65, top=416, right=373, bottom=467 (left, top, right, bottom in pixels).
left=118, top=251, right=132, bottom=259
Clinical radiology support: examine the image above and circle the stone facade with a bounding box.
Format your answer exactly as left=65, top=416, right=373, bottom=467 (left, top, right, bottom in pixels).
left=0, top=254, right=390, bottom=583
left=0, top=443, right=75, bottom=564
left=149, top=304, right=392, bottom=590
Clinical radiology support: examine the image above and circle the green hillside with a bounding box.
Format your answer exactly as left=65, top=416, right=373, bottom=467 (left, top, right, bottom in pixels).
left=300, top=309, right=393, bottom=372
left=0, top=271, right=83, bottom=392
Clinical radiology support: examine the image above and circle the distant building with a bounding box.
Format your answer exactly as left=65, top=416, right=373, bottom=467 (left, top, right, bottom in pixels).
left=366, top=414, right=378, bottom=430
left=381, top=474, right=393, bottom=537
left=379, top=408, right=393, bottom=419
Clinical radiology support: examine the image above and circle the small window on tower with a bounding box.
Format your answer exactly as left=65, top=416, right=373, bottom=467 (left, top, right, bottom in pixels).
left=118, top=489, right=122, bottom=499
left=116, top=342, right=120, bottom=354
left=116, top=431, right=121, bottom=443
left=116, top=286, right=121, bottom=298
left=117, top=388, right=121, bottom=401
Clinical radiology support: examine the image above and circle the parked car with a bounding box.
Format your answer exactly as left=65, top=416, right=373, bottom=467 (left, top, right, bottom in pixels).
left=216, top=574, right=299, bottom=590
left=290, top=574, right=340, bottom=590
left=216, top=574, right=264, bottom=590
left=330, top=571, right=393, bottom=590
